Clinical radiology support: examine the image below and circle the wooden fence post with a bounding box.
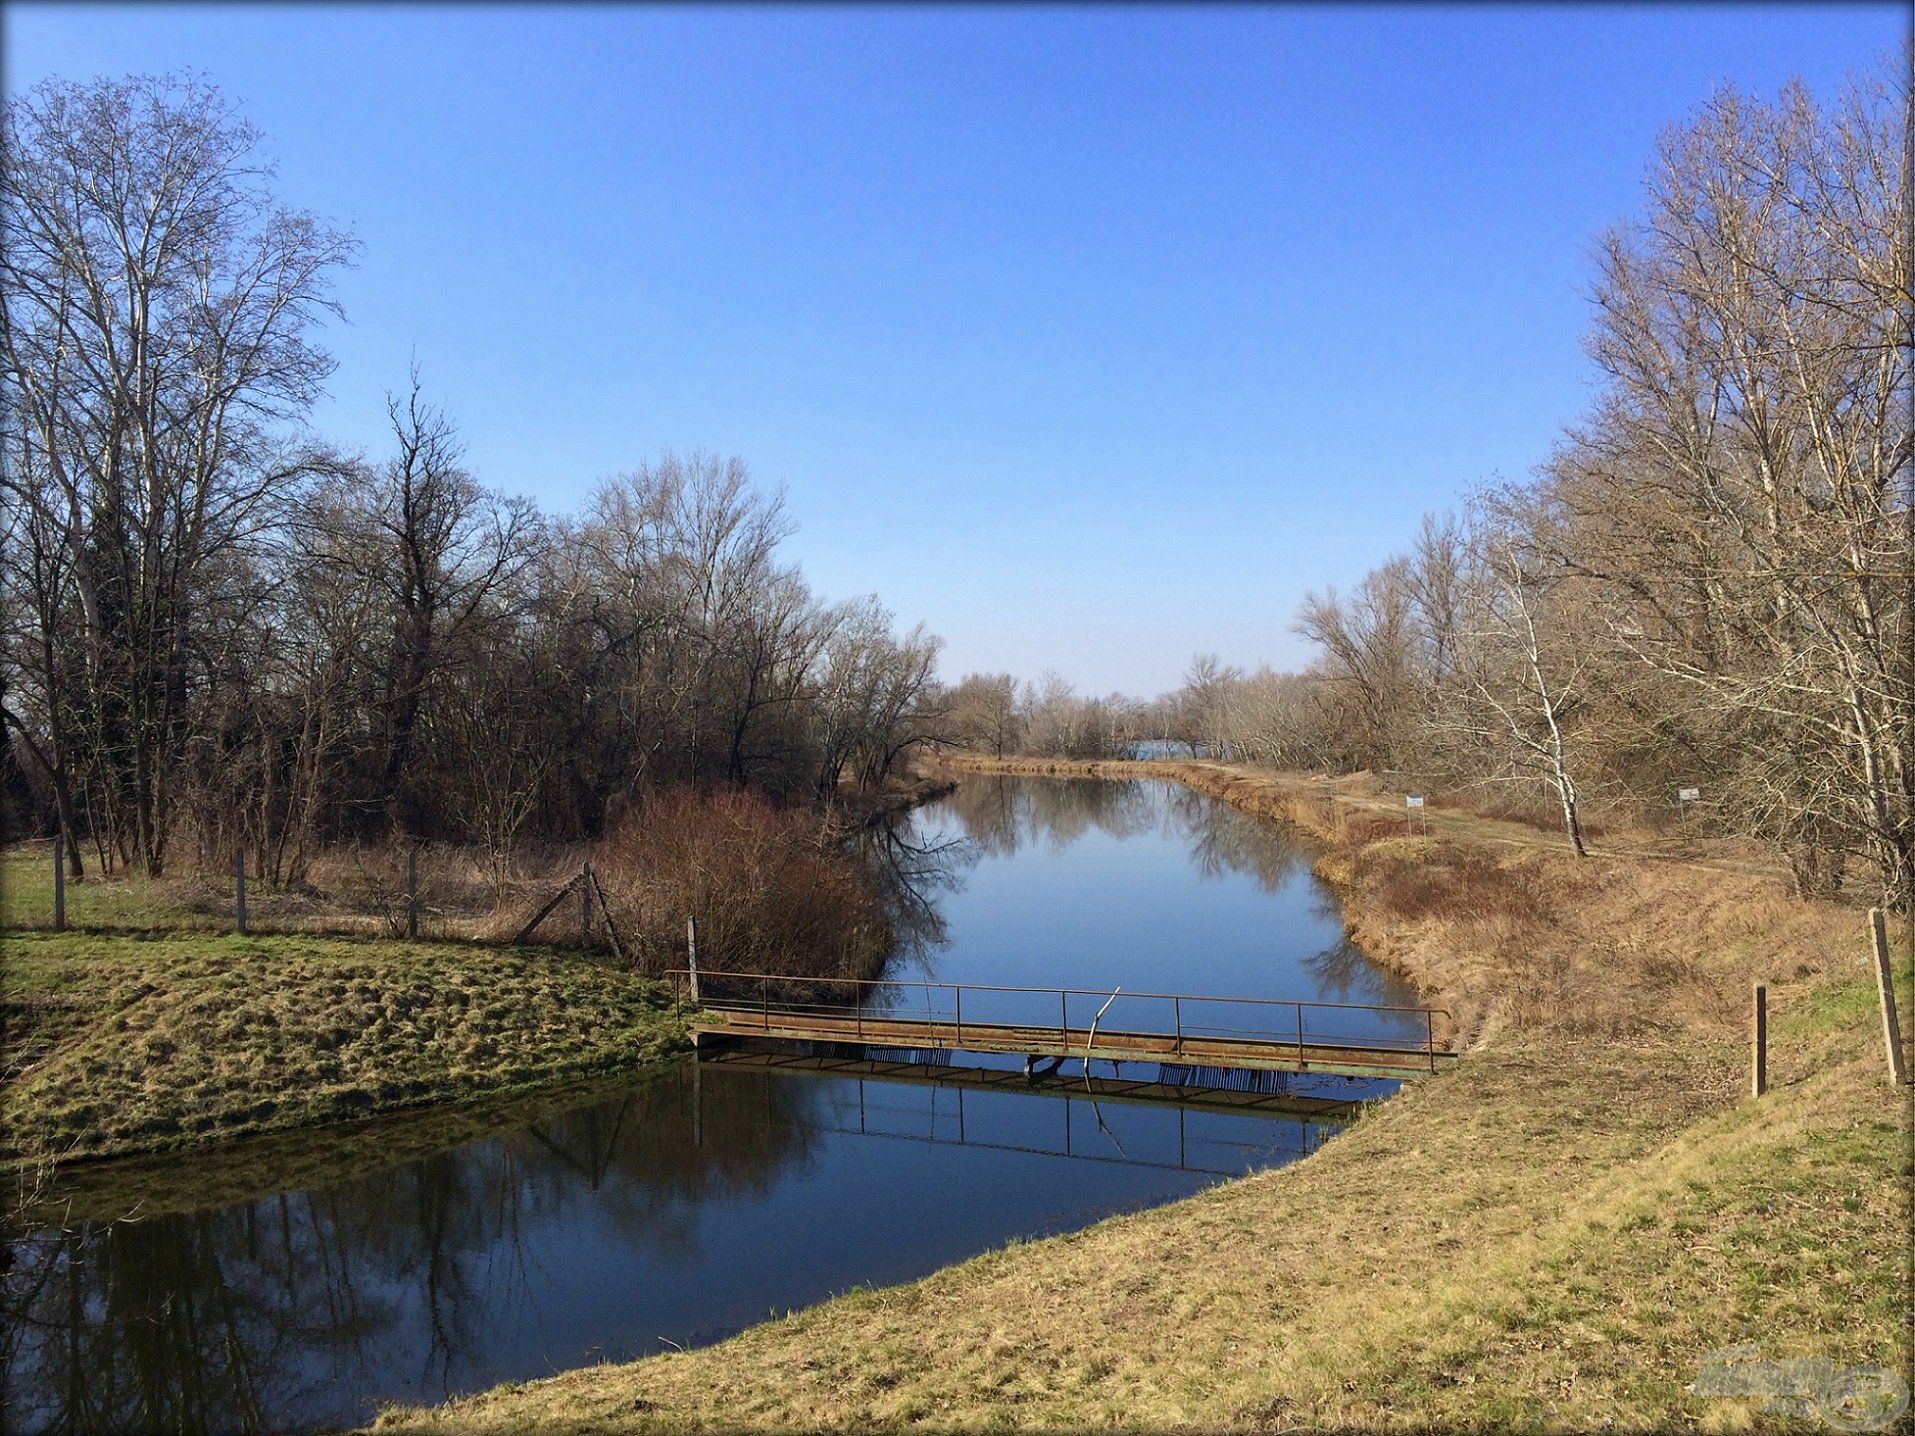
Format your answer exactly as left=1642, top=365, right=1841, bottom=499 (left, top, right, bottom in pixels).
left=1750, top=982, right=1767, bottom=1098
left=580, top=862, right=593, bottom=946
left=235, top=843, right=248, bottom=935
left=1870, top=908, right=1908, bottom=1087
left=53, top=832, right=65, bottom=932
left=406, top=847, right=419, bottom=940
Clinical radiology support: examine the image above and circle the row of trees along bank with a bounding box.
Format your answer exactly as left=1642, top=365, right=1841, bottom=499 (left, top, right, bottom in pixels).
left=1, top=74, right=946, bottom=886
left=947, top=64, right=1913, bottom=912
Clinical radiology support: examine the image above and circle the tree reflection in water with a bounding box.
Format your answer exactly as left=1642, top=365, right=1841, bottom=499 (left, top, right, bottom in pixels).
left=853, top=815, right=977, bottom=968
left=933, top=775, right=1163, bottom=858
left=2, top=1066, right=827, bottom=1435
left=931, top=775, right=1314, bottom=886
left=5, top=776, right=1421, bottom=1435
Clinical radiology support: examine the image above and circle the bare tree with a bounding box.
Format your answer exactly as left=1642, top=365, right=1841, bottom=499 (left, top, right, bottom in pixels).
left=308, top=375, right=539, bottom=835
left=1550, top=66, right=1910, bottom=904
left=440, top=652, right=554, bottom=908
left=0, top=477, right=84, bottom=872
left=947, top=672, right=1020, bottom=756
left=1175, top=654, right=1242, bottom=758
left=1295, top=563, right=1418, bottom=772
left=1, top=73, right=355, bottom=872
left=1443, top=503, right=1592, bottom=855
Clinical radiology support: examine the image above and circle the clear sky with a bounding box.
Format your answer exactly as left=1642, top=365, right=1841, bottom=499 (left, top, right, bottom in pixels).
left=5, top=4, right=1903, bottom=695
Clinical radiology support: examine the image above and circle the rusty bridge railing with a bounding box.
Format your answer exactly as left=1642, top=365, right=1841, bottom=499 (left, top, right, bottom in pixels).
left=665, top=968, right=1455, bottom=1074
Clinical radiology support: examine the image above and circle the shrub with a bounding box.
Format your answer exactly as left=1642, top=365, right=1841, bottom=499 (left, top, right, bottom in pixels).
left=1341, top=813, right=1410, bottom=847
left=587, top=787, right=892, bottom=991
left=1359, top=841, right=1550, bottom=926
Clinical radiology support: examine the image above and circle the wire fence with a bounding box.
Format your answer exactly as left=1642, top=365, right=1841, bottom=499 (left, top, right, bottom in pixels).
left=3, top=836, right=594, bottom=945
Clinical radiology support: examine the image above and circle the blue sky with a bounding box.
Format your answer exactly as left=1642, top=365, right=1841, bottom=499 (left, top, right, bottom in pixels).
left=5, top=4, right=1902, bottom=694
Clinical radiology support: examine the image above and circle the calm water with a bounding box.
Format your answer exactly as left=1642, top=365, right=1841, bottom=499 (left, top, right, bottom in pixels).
left=3, top=777, right=1423, bottom=1434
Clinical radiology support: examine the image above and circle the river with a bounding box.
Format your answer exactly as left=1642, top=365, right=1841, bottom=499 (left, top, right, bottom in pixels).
left=2, top=775, right=1423, bottom=1434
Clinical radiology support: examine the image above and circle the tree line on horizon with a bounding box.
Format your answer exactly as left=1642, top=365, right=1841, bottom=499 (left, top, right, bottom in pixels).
left=1, top=74, right=946, bottom=886
left=947, top=62, right=1912, bottom=912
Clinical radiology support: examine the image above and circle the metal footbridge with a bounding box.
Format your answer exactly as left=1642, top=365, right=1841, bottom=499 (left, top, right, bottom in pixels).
left=669, top=970, right=1457, bottom=1081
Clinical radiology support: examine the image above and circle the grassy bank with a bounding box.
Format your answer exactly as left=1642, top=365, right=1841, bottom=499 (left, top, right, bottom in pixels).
left=2, top=929, right=684, bottom=1173
left=0, top=777, right=938, bottom=1179
left=371, top=756, right=1911, bottom=1433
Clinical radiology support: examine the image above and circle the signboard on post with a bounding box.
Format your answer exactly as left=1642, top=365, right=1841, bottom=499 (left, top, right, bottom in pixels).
left=1405, top=795, right=1425, bottom=809
left=1678, top=787, right=1700, bottom=803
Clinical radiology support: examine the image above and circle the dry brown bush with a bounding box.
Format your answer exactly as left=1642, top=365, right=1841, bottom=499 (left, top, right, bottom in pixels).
left=1357, top=841, right=1552, bottom=927
left=1339, top=813, right=1409, bottom=847
left=522, top=788, right=892, bottom=989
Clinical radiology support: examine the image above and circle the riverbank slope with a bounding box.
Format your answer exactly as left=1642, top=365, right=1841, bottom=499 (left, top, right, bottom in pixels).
left=0, top=777, right=955, bottom=1179
left=3, top=930, right=684, bottom=1172
left=372, top=756, right=1911, bottom=1432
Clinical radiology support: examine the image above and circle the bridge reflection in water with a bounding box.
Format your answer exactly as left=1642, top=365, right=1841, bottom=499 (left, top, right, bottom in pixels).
left=692, top=1041, right=1374, bottom=1177
left=5, top=1052, right=1362, bottom=1436
left=5, top=774, right=1427, bottom=1436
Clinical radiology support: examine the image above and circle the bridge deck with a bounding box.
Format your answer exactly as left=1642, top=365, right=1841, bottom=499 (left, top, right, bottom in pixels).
left=690, top=1007, right=1453, bottom=1080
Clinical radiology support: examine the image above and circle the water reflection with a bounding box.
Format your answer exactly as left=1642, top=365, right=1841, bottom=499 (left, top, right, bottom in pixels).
left=6, top=776, right=1427, bottom=1435
left=4, top=1063, right=1331, bottom=1435
left=854, top=816, right=976, bottom=966
left=4, top=1068, right=814, bottom=1434
left=892, top=777, right=1424, bottom=1027
left=935, top=775, right=1161, bottom=857
left=928, top=776, right=1319, bottom=891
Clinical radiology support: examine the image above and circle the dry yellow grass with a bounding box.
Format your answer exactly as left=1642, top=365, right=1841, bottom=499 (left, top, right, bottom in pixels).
left=371, top=758, right=1912, bottom=1434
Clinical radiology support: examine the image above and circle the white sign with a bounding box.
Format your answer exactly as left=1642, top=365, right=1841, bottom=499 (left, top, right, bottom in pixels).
left=1678, top=787, right=1700, bottom=802
left=1405, top=795, right=1425, bottom=809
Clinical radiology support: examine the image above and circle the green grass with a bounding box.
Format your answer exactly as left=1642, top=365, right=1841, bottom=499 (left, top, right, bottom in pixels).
left=1776, top=945, right=1915, bottom=1043
left=2, top=842, right=207, bottom=930
left=3, top=928, right=686, bottom=1171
